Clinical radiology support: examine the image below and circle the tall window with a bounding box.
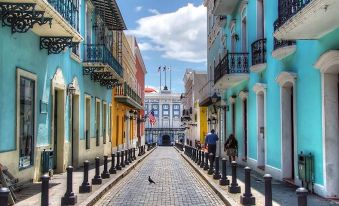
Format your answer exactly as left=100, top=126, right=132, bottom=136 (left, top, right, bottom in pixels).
left=257, top=0, right=265, bottom=39
left=241, top=7, right=247, bottom=52
left=18, top=71, right=36, bottom=169
left=231, top=24, right=236, bottom=52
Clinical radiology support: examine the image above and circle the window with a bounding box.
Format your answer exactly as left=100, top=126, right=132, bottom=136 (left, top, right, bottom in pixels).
left=163, top=104, right=169, bottom=110
left=257, top=0, right=265, bottom=39
left=173, top=104, right=180, bottom=110
left=85, top=96, right=91, bottom=149
left=17, top=69, right=36, bottom=169
left=163, top=111, right=169, bottom=116
left=174, top=111, right=179, bottom=116
left=152, top=104, right=158, bottom=109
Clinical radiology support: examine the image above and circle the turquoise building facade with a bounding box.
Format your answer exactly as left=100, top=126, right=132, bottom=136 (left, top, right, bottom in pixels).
left=0, top=0, right=125, bottom=181
left=204, top=0, right=339, bottom=197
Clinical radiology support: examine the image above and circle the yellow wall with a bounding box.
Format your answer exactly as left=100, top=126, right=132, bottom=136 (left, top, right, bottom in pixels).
left=200, top=107, right=208, bottom=144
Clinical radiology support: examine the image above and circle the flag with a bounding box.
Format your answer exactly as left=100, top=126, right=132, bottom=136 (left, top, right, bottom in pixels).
left=158, top=66, right=161, bottom=72
left=163, top=66, right=166, bottom=71
left=149, top=109, right=156, bottom=126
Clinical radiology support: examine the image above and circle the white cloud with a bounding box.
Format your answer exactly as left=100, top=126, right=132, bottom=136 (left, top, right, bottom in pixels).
left=135, top=6, right=143, bottom=12
left=148, top=9, right=160, bottom=15
left=132, top=4, right=207, bottom=63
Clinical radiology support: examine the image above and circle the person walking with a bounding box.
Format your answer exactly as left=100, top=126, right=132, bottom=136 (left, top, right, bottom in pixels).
left=224, top=134, right=238, bottom=163
left=205, top=129, right=219, bottom=161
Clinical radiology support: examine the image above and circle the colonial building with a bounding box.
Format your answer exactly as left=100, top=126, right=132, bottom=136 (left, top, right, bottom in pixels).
left=0, top=0, right=126, bottom=182
left=181, top=69, right=208, bottom=147
left=204, top=0, right=339, bottom=198
left=144, top=87, right=183, bottom=145
left=112, top=34, right=144, bottom=151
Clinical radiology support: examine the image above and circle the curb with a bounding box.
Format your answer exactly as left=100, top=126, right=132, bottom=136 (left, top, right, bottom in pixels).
left=176, top=147, right=239, bottom=206
left=82, top=147, right=157, bottom=206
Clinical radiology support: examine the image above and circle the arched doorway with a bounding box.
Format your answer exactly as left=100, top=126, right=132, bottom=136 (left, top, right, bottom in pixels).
left=253, top=83, right=267, bottom=170
left=315, top=51, right=339, bottom=197
left=277, top=72, right=297, bottom=182
left=161, top=135, right=171, bottom=146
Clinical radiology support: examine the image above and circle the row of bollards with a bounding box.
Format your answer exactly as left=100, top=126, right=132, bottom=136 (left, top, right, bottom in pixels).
left=184, top=146, right=309, bottom=206
left=0, top=146, right=148, bottom=206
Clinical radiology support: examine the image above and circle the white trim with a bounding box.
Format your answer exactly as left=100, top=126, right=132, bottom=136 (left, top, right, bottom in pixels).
left=272, top=45, right=297, bottom=60
left=229, top=96, right=236, bottom=104
left=72, top=77, right=80, bottom=95
left=16, top=68, right=38, bottom=169
left=314, top=50, right=339, bottom=74
left=314, top=183, right=327, bottom=197
left=250, top=63, right=267, bottom=73
left=276, top=71, right=297, bottom=86
left=238, top=91, right=249, bottom=101
left=252, top=83, right=266, bottom=94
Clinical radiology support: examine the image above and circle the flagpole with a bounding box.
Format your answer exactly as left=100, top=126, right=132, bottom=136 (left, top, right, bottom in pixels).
left=159, top=66, right=162, bottom=91
left=170, top=66, right=172, bottom=91
left=164, top=66, right=167, bottom=90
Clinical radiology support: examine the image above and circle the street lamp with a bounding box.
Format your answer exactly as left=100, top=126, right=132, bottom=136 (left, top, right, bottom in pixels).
left=211, top=92, right=219, bottom=103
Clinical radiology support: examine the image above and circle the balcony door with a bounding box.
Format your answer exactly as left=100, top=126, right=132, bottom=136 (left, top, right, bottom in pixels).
left=257, top=0, right=265, bottom=39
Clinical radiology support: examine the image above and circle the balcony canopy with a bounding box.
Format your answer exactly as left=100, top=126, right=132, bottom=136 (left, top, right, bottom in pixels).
left=92, top=0, right=126, bottom=30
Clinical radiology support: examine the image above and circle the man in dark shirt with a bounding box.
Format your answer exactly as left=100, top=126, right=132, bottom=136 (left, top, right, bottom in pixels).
left=205, top=129, right=219, bottom=161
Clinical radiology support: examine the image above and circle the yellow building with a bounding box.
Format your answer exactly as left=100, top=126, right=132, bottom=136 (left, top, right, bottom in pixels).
left=111, top=32, right=143, bottom=150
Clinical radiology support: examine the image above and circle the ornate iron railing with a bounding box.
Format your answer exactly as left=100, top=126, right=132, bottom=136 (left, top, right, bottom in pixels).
left=115, top=82, right=142, bottom=105
left=251, top=39, right=266, bottom=66
left=273, top=19, right=296, bottom=50
left=84, top=44, right=123, bottom=77
left=276, top=0, right=312, bottom=28
left=47, top=0, right=79, bottom=31
left=214, top=52, right=249, bottom=84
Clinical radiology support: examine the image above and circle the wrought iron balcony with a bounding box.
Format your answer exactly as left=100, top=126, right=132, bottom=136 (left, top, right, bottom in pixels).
left=273, top=19, right=296, bottom=50
left=272, top=19, right=297, bottom=60
left=214, top=52, right=249, bottom=88
left=84, top=44, right=123, bottom=78
left=251, top=39, right=266, bottom=66
left=274, top=0, right=339, bottom=39
left=115, top=82, right=142, bottom=109
left=47, top=0, right=79, bottom=31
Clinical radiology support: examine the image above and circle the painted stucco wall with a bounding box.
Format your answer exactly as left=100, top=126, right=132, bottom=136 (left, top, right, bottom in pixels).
left=213, top=0, right=339, bottom=188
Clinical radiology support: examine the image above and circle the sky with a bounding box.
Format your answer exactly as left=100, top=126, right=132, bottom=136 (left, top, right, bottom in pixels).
left=116, top=0, right=207, bottom=93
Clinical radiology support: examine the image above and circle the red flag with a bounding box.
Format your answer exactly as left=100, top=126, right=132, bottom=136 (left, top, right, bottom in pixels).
left=149, top=109, right=156, bottom=126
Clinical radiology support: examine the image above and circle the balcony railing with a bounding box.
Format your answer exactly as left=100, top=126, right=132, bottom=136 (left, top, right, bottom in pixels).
left=115, top=82, right=142, bottom=105
left=84, top=44, right=123, bottom=77
left=251, top=39, right=267, bottom=66
left=273, top=19, right=296, bottom=50
left=47, top=0, right=79, bottom=31
left=276, top=0, right=312, bottom=29
left=214, top=52, right=249, bottom=84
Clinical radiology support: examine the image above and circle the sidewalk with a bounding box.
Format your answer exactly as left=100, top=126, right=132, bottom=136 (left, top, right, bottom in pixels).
left=180, top=149, right=339, bottom=206
left=14, top=147, right=156, bottom=206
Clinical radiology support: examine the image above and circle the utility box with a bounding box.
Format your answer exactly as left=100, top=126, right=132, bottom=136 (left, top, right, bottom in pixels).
left=298, top=152, right=314, bottom=191
left=41, top=149, right=54, bottom=174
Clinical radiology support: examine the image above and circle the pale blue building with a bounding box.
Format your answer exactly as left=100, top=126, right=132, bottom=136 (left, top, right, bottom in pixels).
left=204, top=0, right=339, bottom=197
left=0, top=0, right=125, bottom=182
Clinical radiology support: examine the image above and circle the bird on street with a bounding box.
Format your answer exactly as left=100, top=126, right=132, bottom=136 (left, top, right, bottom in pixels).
left=148, top=176, right=155, bottom=184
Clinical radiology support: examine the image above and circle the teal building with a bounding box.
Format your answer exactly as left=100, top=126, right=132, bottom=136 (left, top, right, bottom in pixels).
left=203, top=0, right=339, bottom=197
left=0, top=0, right=125, bottom=181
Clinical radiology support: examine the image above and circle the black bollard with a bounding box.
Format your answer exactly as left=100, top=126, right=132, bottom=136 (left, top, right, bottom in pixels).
left=264, top=174, right=272, bottom=206
left=138, top=146, right=141, bottom=156
left=79, top=161, right=92, bottom=193
left=0, top=187, right=9, bottom=206
left=200, top=151, right=205, bottom=168
left=213, top=156, right=221, bottom=180
left=296, top=188, right=308, bottom=206
left=240, top=167, right=255, bottom=205
left=208, top=153, right=214, bottom=175
left=128, top=149, right=132, bottom=163
left=116, top=151, right=122, bottom=170
left=125, top=150, right=129, bottom=165
left=203, top=152, right=209, bottom=170
left=61, top=166, right=77, bottom=205
left=109, top=153, right=117, bottom=174
left=133, top=148, right=136, bottom=160
left=121, top=150, right=125, bottom=168
left=101, top=155, right=110, bottom=179
left=92, top=157, right=102, bottom=185
left=41, top=175, right=49, bottom=206
left=197, top=150, right=201, bottom=165
left=219, top=158, right=230, bottom=186
left=195, top=149, right=199, bottom=163
left=228, top=161, right=241, bottom=193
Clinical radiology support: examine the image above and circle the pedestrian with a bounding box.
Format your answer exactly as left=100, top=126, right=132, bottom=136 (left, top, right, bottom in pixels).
left=224, top=134, right=238, bottom=163
left=205, top=129, right=219, bottom=161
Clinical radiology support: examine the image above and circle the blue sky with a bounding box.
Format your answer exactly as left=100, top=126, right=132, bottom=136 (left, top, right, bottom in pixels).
left=116, top=0, right=207, bottom=92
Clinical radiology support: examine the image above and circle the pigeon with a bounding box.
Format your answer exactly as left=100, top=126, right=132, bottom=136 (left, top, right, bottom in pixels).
left=148, top=176, right=155, bottom=184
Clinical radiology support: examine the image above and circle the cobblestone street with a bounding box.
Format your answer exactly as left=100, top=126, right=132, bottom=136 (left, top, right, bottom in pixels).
left=95, top=147, right=224, bottom=206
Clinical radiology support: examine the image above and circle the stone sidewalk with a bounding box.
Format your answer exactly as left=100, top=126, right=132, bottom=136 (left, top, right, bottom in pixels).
left=95, top=147, right=225, bottom=206
left=180, top=148, right=339, bottom=206
left=14, top=147, right=155, bottom=206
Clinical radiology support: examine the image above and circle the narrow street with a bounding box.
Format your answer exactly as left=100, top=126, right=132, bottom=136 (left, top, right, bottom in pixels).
left=95, top=147, right=224, bottom=206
